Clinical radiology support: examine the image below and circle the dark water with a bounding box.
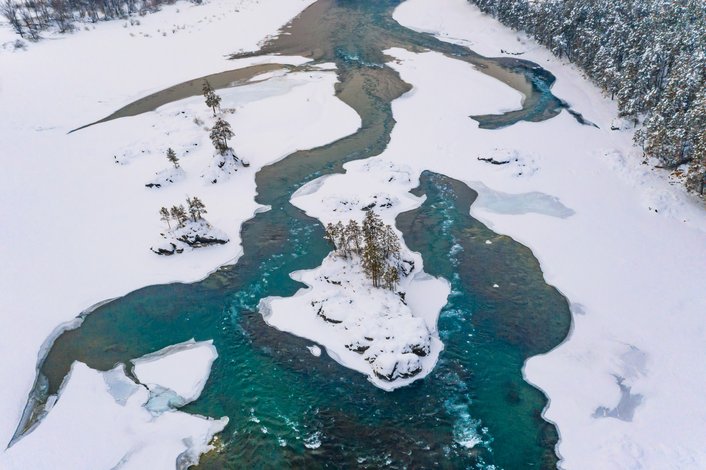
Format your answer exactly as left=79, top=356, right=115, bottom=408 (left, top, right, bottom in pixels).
left=23, top=0, right=573, bottom=468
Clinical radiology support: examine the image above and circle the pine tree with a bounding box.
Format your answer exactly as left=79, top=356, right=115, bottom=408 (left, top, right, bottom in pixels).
left=362, top=210, right=384, bottom=244
left=344, top=219, right=362, bottom=255
left=324, top=222, right=340, bottom=250
left=202, top=80, right=213, bottom=98
left=159, top=206, right=171, bottom=229
left=362, top=240, right=384, bottom=287
left=202, top=80, right=221, bottom=116
left=325, top=214, right=405, bottom=289
left=382, top=266, right=400, bottom=291
left=362, top=211, right=385, bottom=287
left=209, top=117, right=234, bottom=155
left=380, top=225, right=401, bottom=262
left=186, top=196, right=207, bottom=221
left=166, top=147, right=179, bottom=169
left=170, top=205, right=188, bottom=228
left=206, top=90, right=222, bottom=117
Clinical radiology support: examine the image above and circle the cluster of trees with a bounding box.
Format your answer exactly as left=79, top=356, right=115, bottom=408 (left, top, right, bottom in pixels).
left=1, top=0, right=199, bottom=40
left=157, top=84, right=234, bottom=183
left=159, top=196, right=207, bottom=230
left=468, top=0, right=705, bottom=192
left=325, top=211, right=402, bottom=290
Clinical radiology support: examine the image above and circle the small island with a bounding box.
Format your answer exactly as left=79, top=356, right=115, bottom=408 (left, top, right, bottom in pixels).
left=151, top=196, right=229, bottom=256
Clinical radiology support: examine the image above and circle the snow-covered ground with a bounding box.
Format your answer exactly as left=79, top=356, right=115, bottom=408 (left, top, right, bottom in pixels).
left=261, top=159, right=450, bottom=390
left=1, top=340, right=226, bottom=469
left=0, top=0, right=362, bottom=457
left=388, top=1, right=706, bottom=468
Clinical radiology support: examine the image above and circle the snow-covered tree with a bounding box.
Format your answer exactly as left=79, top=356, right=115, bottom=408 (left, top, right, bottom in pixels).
left=201, top=80, right=213, bottom=98
left=468, top=0, right=705, bottom=195
left=202, top=80, right=222, bottom=116
left=186, top=196, right=207, bottom=221
left=324, top=222, right=340, bottom=250
left=325, top=212, right=403, bottom=290
left=209, top=117, right=234, bottom=155
left=170, top=204, right=188, bottom=228
left=345, top=219, right=362, bottom=255
left=382, top=265, right=400, bottom=291
left=361, top=211, right=400, bottom=289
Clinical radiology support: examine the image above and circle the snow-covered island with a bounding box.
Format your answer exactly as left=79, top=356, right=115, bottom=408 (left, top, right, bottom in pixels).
left=151, top=196, right=229, bottom=255
left=262, top=209, right=449, bottom=388
left=151, top=218, right=229, bottom=255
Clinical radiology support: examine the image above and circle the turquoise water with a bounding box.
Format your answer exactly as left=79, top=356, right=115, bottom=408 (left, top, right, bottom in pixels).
left=397, top=172, right=570, bottom=468
left=26, top=1, right=573, bottom=468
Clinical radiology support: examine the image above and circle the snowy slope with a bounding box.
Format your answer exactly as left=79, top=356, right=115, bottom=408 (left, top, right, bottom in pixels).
left=0, top=0, right=362, bottom=452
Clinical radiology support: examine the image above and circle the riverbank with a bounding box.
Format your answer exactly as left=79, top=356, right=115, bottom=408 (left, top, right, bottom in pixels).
left=392, top=1, right=706, bottom=468
left=0, top=0, right=362, bottom=453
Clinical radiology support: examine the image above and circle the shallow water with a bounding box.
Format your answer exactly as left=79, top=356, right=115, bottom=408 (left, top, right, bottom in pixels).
left=25, top=0, right=573, bottom=467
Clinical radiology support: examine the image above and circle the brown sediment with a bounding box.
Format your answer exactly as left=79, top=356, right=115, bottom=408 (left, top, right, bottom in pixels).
left=68, top=62, right=290, bottom=133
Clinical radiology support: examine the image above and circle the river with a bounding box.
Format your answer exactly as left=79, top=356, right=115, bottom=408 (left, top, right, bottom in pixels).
left=23, top=1, right=572, bottom=468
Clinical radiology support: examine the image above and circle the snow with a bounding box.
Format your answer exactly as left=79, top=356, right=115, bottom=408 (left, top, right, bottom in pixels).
left=306, top=345, right=322, bottom=357
left=145, top=166, right=185, bottom=188
left=261, top=159, right=450, bottom=390
left=132, top=339, right=218, bottom=404
left=1, top=341, right=227, bottom=470
left=0, top=0, right=360, bottom=453
left=388, top=1, right=706, bottom=468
